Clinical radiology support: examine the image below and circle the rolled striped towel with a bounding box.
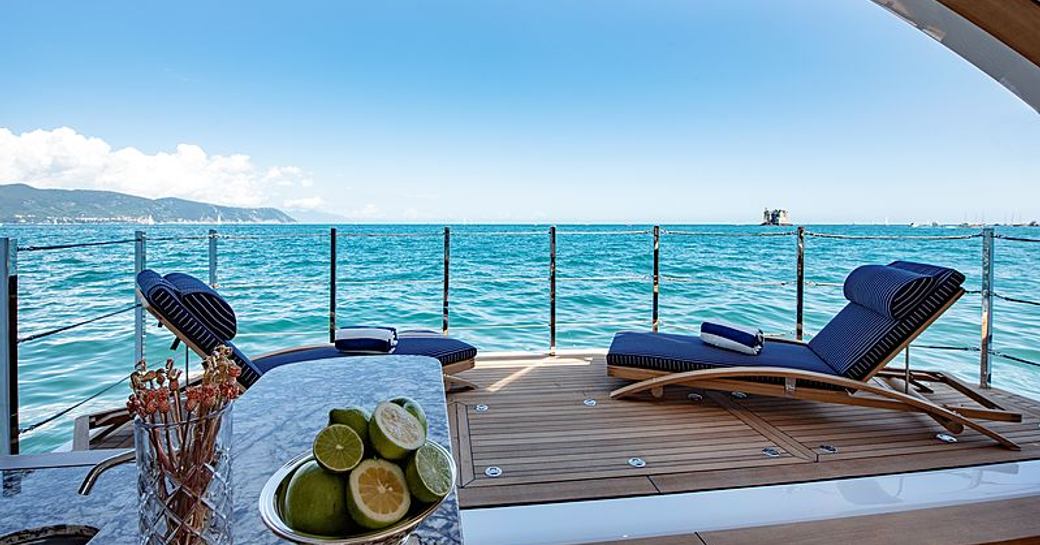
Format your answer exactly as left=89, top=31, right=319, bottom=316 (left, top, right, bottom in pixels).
left=700, top=322, right=764, bottom=355
left=334, top=326, right=398, bottom=353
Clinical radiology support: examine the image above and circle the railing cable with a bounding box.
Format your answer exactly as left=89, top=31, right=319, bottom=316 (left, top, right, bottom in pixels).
left=17, top=238, right=137, bottom=252
left=993, top=292, right=1040, bottom=307
left=806, top=231, right=980, bottom=241
left=663, top=230, right=796, bottom=238
left=17, top=304, right=140, bottom=344
left=18, top=373, right=130, bottom=435
left=661, top=274, right=789, bottom=287
left=992, top=351, right=1040, bottom=368
left=913, top=344, right=980, bottom=353
left=557, top=230, right=650, bottom=236
left=148, top=234, right=213, bottom=242
left=995, top=234, right=1040, bottom=243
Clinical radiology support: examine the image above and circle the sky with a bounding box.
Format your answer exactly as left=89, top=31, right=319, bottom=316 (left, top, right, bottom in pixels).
left=0, top=0, right=1037, bottom=224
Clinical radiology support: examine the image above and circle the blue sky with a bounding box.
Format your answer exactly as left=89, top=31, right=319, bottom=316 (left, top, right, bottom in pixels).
left=1, top=1, right=1037, bottom=223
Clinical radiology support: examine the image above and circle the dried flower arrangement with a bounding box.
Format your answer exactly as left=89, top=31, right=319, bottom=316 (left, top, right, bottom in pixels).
left=127, top=345, right=241, bottom=545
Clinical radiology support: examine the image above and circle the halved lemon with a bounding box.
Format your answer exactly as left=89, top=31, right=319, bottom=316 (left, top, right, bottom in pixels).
left=346, top=458, right=411, bottom=529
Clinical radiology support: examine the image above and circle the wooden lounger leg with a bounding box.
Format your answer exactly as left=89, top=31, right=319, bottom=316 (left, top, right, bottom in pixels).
left=610, top=366, right=1021, bottom=450
left=877, top=368, right=1023, bottom=423
left=444, top=375, right=479, bottom=392
left=878, top=375, right=965, bottom=434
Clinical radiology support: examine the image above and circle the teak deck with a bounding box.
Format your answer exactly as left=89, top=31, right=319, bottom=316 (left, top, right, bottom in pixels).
left=446, top=353, right=1040, bottom=508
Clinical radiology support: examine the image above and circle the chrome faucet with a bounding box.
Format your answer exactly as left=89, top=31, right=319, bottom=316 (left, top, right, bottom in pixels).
left=78, top=450, right=135, bottom=495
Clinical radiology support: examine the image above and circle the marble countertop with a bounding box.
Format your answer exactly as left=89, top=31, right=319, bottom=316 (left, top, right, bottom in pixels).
left=0, top=460, right=136, bottom=536
left=1, top=355, right=462, bottom=544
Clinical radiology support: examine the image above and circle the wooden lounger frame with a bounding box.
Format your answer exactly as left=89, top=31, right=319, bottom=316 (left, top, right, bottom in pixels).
left=70, top=291, right=476, bottom=449
left=608, top=288, right=1024, bottom=450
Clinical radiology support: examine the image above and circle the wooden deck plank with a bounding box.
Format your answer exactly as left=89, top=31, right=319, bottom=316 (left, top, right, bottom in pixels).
left=459, top=475, right=661, bottom=507
left=446, top=353, right=1040, bottom=508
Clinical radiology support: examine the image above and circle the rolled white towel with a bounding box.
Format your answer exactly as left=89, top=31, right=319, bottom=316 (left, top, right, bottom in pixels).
left=334, top=326, right=398, bottom=353
left=700, top=321, right=763, bottom=355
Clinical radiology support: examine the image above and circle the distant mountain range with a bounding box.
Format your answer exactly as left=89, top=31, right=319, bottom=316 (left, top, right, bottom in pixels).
left=0, top=183, right=296, bottom=224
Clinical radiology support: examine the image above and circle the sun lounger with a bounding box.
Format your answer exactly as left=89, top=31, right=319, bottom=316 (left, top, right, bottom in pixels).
left=135, top=270, right=478, bottom=390
left=607, top=261, right=1023, bottom=449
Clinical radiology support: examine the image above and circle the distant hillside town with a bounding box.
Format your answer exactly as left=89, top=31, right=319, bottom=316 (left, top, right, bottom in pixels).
left=761, top=208, right=791, bottom=226
left=0, top=183, right=297, bottom=224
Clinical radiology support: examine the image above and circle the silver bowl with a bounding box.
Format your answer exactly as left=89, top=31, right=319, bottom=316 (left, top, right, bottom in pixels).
left=259, top=443, right=457, bottom=545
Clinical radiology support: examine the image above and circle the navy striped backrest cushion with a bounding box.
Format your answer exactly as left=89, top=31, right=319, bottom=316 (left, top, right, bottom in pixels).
left=136, top=269, right=261, bottom=387
left=842, top=265, right=935, bottom=320
left=809, top=261, right=964, bottom=378
left=164, top=272, right=238, bottom=341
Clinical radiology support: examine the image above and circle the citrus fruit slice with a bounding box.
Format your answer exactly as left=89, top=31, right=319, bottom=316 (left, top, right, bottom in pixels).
left=390, top=396, right=428, bottom=433
left=329, top=406, right=370, bottom=443
left=405, top=442, right=453, bottom=503
left=369, top=401, right=425, bottom=461
left=282, top=460, right=350, bottom=536
left=347, top=458, right=412, bottom=529
left=312, top=424, right=364, bottom=474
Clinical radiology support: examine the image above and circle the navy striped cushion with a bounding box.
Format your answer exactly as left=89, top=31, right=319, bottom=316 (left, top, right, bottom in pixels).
left=252, top=331, right=477, bottom=374
left=136, top=269, right=261, bottom=387
left=393, top=330, right=478, bottom=365
left=608, top=332, right=835, bottom=375
left=165, top=273, right=237, bottom=341
left=843, top=265, right=935, bottom=320
left=809, top=261, right=964, bottom=379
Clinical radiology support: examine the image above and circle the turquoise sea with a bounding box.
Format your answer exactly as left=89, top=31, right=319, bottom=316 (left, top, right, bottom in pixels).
left=2, top=223, right=1039, bottom=453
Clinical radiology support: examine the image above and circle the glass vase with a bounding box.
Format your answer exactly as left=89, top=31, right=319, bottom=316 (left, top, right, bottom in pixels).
left=134, top=403, right=233, bottom=545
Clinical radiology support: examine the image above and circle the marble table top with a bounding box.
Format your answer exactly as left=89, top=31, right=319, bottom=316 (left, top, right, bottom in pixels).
left=2, top=355, right=462, bottom=544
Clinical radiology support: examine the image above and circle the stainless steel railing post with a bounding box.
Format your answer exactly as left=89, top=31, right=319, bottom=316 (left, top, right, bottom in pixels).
left=208, top=229, right=218, bottom=287
left=443, top=227, right=450, bottom=335
left=796, top=226, right=805, bottom=341
left=652, top=226, right=660, bottom=332
left=329, top=227, right=337, bottom=344
left=1, top=237, right=19, bottom=455
left=133, top=231, right=146, bottom=365
left=549, top=226, right=557, bottom=356
left=980, top=227, right=994, bottom=388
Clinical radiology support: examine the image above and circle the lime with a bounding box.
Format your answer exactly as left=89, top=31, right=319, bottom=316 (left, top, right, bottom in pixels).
left=329, top=406, right=370, bottom=443
left=346, top=458, right=411, bottom=529
left=390, top=396, right=428, bottom=433
left=369, top=401, right=426, bottom=461
left=405, top=443, right=453, bottom=503
left=312, top=424, right=364, bottom=474
left=282, top=460, right=350, bottom=536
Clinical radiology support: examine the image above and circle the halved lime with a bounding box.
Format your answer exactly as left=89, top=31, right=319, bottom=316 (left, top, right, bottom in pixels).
left=312, top=424, right=364, bottom=474
left=329, top=406, right=370, bottom=444
left=390, top=396, right=428, bottom=433
left=405, top=442, right=453, bottom=503
left=369, top=401, right=426, bottom=461
left=346, top=458, right=411, bottom=529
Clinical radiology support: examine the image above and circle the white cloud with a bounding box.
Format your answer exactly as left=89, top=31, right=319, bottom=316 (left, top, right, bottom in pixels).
left=352, top=203, right=381, bottom=219
left=283, top=196, right=325, bottom=211
left=0, top=127, right=319, bottom=208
